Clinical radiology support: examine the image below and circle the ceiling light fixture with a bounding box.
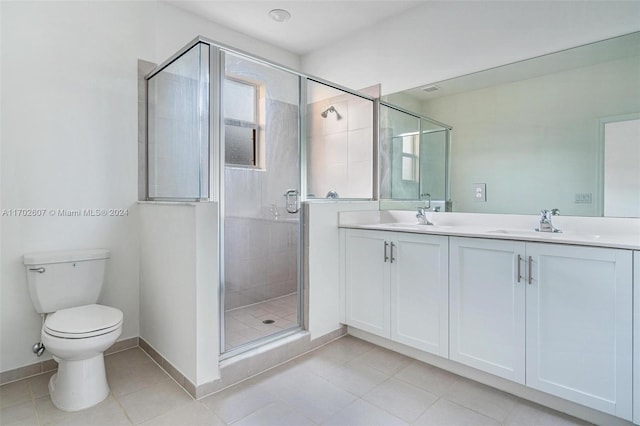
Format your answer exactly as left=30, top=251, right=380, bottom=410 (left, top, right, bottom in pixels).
left=269, top=9, right=291, bottom=23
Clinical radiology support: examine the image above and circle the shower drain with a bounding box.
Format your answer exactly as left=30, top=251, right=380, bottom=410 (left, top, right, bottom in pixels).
left=262, top=319, right=275, bottom=324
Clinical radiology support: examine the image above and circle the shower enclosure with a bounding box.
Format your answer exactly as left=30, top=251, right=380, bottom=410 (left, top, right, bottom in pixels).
left=145, top=37, right=375, bottom=357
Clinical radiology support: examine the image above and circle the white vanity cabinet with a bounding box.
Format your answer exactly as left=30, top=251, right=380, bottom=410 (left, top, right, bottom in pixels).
left=450, top=236, right=633, bottom=420
left=344, top=229, right=449, bottom=357
left=449, top=237, right=526, bottom=384
left=344, top=230, right=390, bottom=338
left=526, top=243, right=632, bottom=420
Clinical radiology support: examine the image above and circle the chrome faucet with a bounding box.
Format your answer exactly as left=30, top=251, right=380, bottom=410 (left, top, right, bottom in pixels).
left=420, top=193, right=431, bottom=209
left=416, top=207, right=434, bottom=225
left=536, top=208, right=561, bottom=233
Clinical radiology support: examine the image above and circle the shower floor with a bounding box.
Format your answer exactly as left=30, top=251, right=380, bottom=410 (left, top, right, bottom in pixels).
left=224, top=293, right=299, bottom=350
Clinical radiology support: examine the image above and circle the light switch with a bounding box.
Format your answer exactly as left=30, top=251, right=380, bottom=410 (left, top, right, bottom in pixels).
left=575, top=193, right=592, bottom=204
left=473, top=183, right=486, bottom=202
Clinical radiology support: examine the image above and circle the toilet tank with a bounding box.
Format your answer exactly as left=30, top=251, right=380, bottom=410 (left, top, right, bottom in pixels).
left=23, top=249, right=111, bottom=314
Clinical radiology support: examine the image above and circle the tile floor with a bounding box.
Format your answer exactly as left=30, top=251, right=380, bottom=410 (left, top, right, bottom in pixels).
left=225, top=293, right=299, bottom=350
left=0, top=336, right=590, bottom=426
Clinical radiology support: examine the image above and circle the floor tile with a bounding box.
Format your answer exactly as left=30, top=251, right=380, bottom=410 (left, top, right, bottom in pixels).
left=313, top=361, right=388, bottom=396
left=140, top=400, right=225, bottom=426
left=309, top=336, right=375, bottom=364
left=231, top=401, right=315, bottom=426
left=0, top=400, right=38, bottom=425
left=443, top=378, right=519, bottom=422
left=104, top=348, right=154, bottom=372
left=393, top=360, right=459, bottom=396
left=0, top=380, right=31, bottom=409
left=117, top=379, right=191, bottom=424
left=362, top=377, right=438, bottom=423
left=225, top=293, right=299, bottom=350
left=321, top=399, right=407, bottom=426
left=35, top=394, right=131, bottom=426
left=0, top=336, right=594, bottom=426
left=414, top=398, right=500, bottom=426
left=28, top=371, right=55, bottom=399
left=347, top=346, right=412, bottom=376
left=201, top=380, right=278, bottom=424
left=274, top=372, right=357, bottom=423
left=107, top=358, right=170, bottom=397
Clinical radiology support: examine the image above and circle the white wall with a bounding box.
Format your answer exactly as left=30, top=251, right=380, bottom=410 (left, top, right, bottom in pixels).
left=307, top=201, right=378, bottom=340
left=0, top=0, right=298, bottom=374
left=301, top=1, right=640, bottom=95
left=0, top=0, right=152, bottom=374
left=138, top=203, right=218, bottom=386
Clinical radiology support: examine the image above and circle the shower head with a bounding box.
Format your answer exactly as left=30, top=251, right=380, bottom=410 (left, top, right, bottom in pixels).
left=320, top=106, right=342, bottom=120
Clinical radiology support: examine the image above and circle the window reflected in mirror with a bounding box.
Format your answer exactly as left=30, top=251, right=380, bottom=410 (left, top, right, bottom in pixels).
left=379, top=102, right=450, bottom=209
left=224, top=77, right=260, bottom=168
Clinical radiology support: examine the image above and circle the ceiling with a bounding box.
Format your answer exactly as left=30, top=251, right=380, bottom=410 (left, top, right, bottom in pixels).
left=165, top=1, right=423, bottom=55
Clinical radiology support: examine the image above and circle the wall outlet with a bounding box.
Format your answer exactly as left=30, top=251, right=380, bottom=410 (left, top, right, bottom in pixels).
left=575, top=193, right=592, bottom=204
left=473, top=183, right=486, bottom=202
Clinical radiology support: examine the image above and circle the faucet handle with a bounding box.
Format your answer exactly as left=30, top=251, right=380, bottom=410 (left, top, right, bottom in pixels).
left=550, top=208, right=560, bottom=216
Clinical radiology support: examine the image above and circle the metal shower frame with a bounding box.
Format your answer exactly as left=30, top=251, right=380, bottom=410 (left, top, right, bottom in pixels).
left=145, top=36, right=378, bottom=358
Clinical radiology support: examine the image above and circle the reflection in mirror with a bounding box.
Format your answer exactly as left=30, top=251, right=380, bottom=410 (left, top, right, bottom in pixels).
left=382, top=32, right=640, bottom=217
left=379, top=103, right=450, bottom=210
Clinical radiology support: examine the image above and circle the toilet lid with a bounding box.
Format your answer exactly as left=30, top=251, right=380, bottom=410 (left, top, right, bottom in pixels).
left=44, top=304, right=123, bottom=339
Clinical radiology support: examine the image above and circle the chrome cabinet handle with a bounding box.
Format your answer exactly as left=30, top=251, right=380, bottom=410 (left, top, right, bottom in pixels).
left=390, top=242, right=396, bottom=263
left=29, top=267, right=45, bottom=273
left=384, top=241, right=389, bottom=262
left=528, top=256, right=533, bottom=285
left=517, top=255, right=522, bottom=283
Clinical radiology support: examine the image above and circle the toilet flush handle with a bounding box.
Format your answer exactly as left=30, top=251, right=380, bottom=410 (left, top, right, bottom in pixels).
left=29, top=267, right=45, bottom=273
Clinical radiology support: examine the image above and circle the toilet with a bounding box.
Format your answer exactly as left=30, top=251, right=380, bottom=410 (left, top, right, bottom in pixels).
left=23, top=249, right=123, bottom=412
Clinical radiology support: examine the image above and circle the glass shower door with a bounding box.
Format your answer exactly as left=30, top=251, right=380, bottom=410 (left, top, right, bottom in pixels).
left=220, top=51, right=301, bottom=354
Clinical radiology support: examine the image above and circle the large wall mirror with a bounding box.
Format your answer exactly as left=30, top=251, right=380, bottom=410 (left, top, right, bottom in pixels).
left=382, top=32, right=640, bottom=218
left=379, top=102, right=451, bottom=211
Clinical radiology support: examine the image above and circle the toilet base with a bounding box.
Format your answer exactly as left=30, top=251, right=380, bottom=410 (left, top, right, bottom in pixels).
left=49, top=354, right=110, bottom=412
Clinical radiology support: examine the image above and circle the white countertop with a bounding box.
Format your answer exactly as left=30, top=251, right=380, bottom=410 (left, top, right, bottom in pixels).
left=339, top=211, right=640, bottom=250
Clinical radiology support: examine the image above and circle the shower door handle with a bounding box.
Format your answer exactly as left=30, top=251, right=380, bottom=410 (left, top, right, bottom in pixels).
left=284, top=189, right=300, bottom=214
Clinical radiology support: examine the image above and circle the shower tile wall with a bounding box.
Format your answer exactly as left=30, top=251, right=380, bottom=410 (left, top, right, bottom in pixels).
left=224, top=99, right=299, bottom=310
left=224, top=217, right=298, bottom=309
left=307, top=96, right=373, bottom=199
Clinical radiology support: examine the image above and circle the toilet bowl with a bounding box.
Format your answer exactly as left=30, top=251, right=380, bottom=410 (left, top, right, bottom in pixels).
left=42, top=304, right=123, bottom=412
left=24, top=248, right=122, bottom=411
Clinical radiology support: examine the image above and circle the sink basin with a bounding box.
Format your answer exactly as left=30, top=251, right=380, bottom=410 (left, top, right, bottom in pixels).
left=488, top=229, right=539, bottom=235
left=375, top=222, right=454, bottom=230
left=488, top=229, right=602, bottom=240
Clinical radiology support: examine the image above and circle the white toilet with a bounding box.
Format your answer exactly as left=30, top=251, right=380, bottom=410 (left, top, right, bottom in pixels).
left=23, top=249, right=123, bottom=412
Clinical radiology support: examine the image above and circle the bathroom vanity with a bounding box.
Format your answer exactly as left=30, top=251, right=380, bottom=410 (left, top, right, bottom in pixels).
left=339, top=210, right=640, bottom=423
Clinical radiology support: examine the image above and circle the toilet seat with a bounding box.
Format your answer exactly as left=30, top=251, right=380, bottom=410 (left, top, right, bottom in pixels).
left=44, top=304, right=123, bottom=339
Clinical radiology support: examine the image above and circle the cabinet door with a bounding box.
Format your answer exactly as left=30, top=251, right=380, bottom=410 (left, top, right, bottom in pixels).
left=344, top=229, right=390, bottom=338
left=390, top=233, right=448, bottom=357
left=450, top=237, right=526, bottom=384
left=526, top=243, right=633, bottom=420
